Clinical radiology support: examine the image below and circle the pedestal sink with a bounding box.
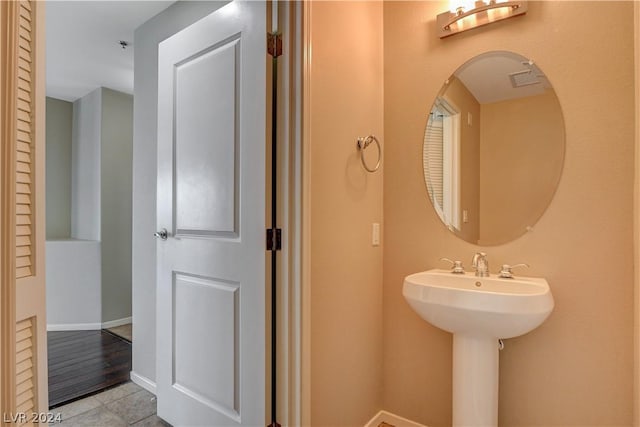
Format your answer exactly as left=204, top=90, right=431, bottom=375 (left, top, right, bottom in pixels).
left=403, top=269, right=554, bottom=427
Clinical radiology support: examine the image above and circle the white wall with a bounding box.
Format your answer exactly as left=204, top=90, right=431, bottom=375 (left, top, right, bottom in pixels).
left=101, top=88, right=133, bottom=323
left=72, top=88, right=101, bottom=240
left=45, top=97, right=73, bottom=239
left=132, top=0, right=228, bottom=389
left=48, top=87, right=133, bottom=329
left=46, top=240, right=101, bottom=328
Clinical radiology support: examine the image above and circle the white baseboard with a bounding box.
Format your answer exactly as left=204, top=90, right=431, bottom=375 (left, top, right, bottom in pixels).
left=47, top=322, right=102, bottom=331
left=47, top=316, right=132, bottom=332
left=130, top=371, right=156, bottom=395
left=102, top=317, right=132, bottom=329
left=365, top=410, right=428, bottom=427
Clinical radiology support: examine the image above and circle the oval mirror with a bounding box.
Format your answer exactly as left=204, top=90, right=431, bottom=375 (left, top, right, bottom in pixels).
left=423, top=51, right=565, bottom=246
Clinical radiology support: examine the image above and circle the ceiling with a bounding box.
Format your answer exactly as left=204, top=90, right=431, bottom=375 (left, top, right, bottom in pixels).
left=46, top=1, right=174, bottom=102
left=454, top=51, right=552, bottom=104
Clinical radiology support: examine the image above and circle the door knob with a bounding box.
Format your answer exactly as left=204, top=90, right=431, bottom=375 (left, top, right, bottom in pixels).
left=154, top=228, right=168, bottom=240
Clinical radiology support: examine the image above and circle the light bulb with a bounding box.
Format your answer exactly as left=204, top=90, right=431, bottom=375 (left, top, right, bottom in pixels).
left=449, top=0, right=477, bottom=14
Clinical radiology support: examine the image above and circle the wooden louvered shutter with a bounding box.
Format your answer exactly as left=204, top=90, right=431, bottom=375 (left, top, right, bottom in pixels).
left=424, top=117, right=444, bottom=209
left=16, top=0, right=33, bottom=280
left=1, top=0, right=47, bottom=416
left=15, top=317, right=35, bottom=421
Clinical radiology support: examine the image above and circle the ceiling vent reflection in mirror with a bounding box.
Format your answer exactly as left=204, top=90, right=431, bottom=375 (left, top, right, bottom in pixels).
left=437, top=0, right=528, bottom=38
left=510, top=70, right=539, bottom=88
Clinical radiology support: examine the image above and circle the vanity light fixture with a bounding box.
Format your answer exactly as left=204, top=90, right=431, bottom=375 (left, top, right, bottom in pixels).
left=438, top=0, right=528, bottom=38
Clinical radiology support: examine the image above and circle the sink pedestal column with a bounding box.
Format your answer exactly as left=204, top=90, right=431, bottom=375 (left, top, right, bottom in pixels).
left=452, top=334, right=499, bottom=427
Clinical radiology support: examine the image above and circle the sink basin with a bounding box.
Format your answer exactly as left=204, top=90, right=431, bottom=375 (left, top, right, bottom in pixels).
left=403, top=268, right=554, bottom=426
left=403, top=269, right=554, bottom=339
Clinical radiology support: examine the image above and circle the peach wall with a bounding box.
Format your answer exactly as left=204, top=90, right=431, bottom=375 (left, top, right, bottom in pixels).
left=635, top=3, right=640, bottom=425
left=383, top=2, right=634, bottom=426
left=633, top=2, right=640, bottom=426
left=479, top=91, right=564, bottom=245
left=307, top=2, right=384, bottom=425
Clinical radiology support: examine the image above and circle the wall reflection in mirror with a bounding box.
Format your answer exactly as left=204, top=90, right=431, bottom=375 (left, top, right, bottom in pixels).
left=423, top=51, right=565, bottom=246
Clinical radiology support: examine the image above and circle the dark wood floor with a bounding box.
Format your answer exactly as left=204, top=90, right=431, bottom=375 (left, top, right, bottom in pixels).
left=48, top=330, right=132, bottom=408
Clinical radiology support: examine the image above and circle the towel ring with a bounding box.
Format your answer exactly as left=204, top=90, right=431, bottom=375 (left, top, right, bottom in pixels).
left=356, top=135, right=381, bottom=173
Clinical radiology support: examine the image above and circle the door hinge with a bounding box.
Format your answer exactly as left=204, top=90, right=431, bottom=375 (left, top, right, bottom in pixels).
left=267, top=32, right=282, bottom=58
left=266, top=228, right=282, bottom=251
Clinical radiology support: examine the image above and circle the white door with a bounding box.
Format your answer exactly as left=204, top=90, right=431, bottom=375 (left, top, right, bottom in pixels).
left=156, top=2, right=266, bottom=426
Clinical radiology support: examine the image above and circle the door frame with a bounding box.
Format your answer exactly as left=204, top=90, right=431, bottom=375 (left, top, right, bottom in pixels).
left=274, top=1, right=305, bottom=425
left=281, top=0, right=312, bottom=424
left=276, top=0, right=312, bottom=424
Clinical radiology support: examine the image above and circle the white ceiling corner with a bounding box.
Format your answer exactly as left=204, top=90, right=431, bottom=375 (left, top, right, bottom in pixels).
left=46, top=0, right=175, bottom=102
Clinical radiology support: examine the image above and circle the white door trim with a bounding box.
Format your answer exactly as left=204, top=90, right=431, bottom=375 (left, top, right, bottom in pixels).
left=298, top=1, right=312, bottom=425
left=279, top=1, right=305, bottom=425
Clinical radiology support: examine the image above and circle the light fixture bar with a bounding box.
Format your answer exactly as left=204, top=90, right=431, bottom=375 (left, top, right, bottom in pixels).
left=437, top=1, right=528, bottom=38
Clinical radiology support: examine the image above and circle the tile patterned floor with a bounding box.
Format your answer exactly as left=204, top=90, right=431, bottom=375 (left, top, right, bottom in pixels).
left=50, top=381, right=171, bottom=426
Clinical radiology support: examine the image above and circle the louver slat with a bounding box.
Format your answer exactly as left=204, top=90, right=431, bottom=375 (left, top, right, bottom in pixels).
left=16, top=0, right=34, bottom=281
left=15, top=318, right=36, bottom=423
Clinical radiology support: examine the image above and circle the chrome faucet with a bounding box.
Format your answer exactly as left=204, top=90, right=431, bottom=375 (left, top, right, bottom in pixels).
left=471, top=252, right=489, bottom=277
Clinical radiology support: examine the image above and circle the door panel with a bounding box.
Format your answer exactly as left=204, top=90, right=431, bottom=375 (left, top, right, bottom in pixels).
left=156, top=2, right=266, bottom=426
left=174, top=37, right=239, bottom=236
left=173, top=273, right=239, bottom=419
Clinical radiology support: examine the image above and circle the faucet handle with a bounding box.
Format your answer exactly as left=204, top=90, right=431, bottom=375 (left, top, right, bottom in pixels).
left=440, top=258, right=465, bottom=274
left=498, top=263, right=529, bottom=279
